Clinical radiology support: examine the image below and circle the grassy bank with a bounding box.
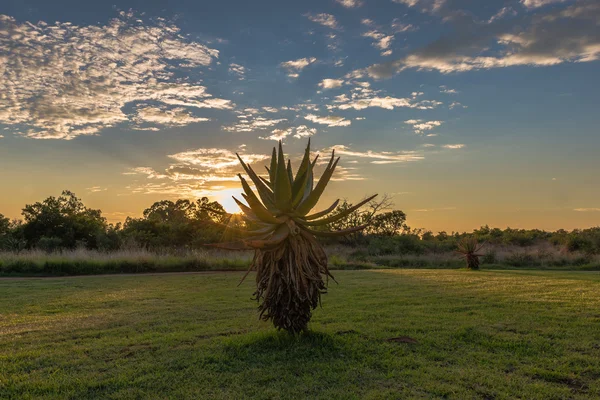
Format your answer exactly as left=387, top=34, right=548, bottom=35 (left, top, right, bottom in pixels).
left=2, top=270, right=600, bottom=398
left=0, top=249, right=253, bottom=276
left=2, top=245, right=600, bottom=277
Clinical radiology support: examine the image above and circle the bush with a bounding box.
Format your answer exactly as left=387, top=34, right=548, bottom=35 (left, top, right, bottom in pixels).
left=505, top=252, right=537, bottom=267
left=36, top=236, right=63, bottom=253
left=482, top=250, right=497, bottom=264
left=367, top=235, right=424, bottom=256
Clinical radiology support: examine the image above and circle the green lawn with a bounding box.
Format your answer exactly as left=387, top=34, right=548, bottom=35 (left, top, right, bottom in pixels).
left=1, top=270, right=600, bottom=399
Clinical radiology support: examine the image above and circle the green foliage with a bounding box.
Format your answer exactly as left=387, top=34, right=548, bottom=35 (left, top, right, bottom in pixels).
left=115, top=197, right=227, bottom=249
left=20, top=190, right=107, bottom=250
left=367, top=234, right=424, bottom=256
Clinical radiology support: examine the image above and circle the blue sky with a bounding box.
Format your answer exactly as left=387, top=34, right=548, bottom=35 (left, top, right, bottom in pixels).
left=0, top=0, right=599, bottom=231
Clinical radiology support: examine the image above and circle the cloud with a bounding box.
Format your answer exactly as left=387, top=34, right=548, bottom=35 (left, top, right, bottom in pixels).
left=318, top=78, right=345, bottom=89
left=442, top=144, right=465, bottom=149
left=0, top=12, right=232, bottom=139
left=258, top=125, right=317, bottom=141
left=326, top=83, right=442, bottom=112
left=223, top=114, right=287, bottom=133
left=304, top=114, right=351, bottom=127
left=335, top=0, right=363, bottom=8
left=449, top=101, right=467, bottom=109
left=391, top=18, right=416, bottom=33
left=305, top=13, right=340, bottom=30
left=439, top=86, right=458, bottom=94
left=330, top=166, right=366, bottom=181
left=405, top=119, right=443, bottom=134
left=260, top=128, right=294, bottom=141
left=363, top=30, right=395, bottom=55
left=132, top=105, right=210, bottom=130
left=329, top=145, right=424, bottom=163
left=392, top=0, right=448, bottom=14
left=86, top=186, right=107, bottom=193
left=573, top=208, right=600, bottom=212
left=294, top=125, right=317, bottom=138
left=339, top=96, right=439, bottom=110
left=229, top=63, right=246, bottom=79
left=168, top=148, right=268, bottom=169
left=521, top=0, right=570, bottom=9
left=362, top=2, right=600, bottom=78
left=125, top=148, right=267, bottom=198
left=280, top=57, right=317, bottom=77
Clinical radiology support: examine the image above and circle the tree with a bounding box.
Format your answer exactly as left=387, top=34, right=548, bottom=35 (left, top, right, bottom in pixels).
left=210, top=140, right=376, bottom=334
left=21, top=190, right=107, bottom=250
left=0, top=214, right=9, bottom=236
left=326, top=194, right=395, bottom=245
left=121, top=197, right=228, bottom=248
left=370, top=210, right=408, bottom=236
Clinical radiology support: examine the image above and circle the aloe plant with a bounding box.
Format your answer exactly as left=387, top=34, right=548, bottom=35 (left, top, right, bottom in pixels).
left=456, top=237, right=484, bottom=270
left=211, top=140, right=377, bottom=333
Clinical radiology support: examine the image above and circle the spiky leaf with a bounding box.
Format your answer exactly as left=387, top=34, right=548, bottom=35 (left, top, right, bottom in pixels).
left=299, top=194, right=378, bottom=226
left=274, top=141, right=292, bottom=210
left=295, top=152, right=339, bottom=216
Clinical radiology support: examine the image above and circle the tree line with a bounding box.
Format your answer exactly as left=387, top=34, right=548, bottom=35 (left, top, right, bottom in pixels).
left=1, top=190, right=599, bottom=254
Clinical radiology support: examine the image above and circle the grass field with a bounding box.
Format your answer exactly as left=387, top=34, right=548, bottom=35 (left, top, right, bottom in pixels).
left=2, top=270, right=600, bottom=399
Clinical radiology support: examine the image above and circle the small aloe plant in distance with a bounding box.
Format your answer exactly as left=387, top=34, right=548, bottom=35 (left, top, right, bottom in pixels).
left=456, top=237, right=484, bottom=270
left=210, top=140, right=377, bottom=333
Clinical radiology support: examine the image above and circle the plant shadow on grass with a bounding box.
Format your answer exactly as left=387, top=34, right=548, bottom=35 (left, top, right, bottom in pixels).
left=222, top=329, right=348, bottom=365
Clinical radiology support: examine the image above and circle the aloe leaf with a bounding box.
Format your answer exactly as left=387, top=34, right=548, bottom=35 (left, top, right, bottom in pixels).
left=303, top=199, right=340, bottom=220
left=237, top=176, right=282, bottom=224
left=236, top=153, right=277, bottom=211
left=295, top=153, right=339, bottom=216
left=274, top=141, right=292, bottom=210
left=287, top=159, right=294, bottom=187
left=300, top=194, right=378, bottom=226
left=269, top=147, right=277, bottom=184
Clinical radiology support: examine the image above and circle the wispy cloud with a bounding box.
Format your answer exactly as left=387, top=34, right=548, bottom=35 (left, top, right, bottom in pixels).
left=132, top=105, right=210, bottom=130
left=305, top=114, right=351, bottom=127
left=574, top=208, right=600, bottom=212
left=124, top=147, right=272, bottom=199
left=363, top=2, right=600, bottom=78
left=392, top=0, right=447, bottom=14
left=520, top=0, right=569, bottom=9
left=305, top=13, right=340, bottom=30
left=335, top=0, right=363, bottom=8
left=229, top=63, right=246, bottom=79
left=404, top=119, right=443, bottom=134
left=318, top=78, right=345, bottom=89
left=442, top=144, right=465, bottom=149
left=0, top=12, right=232, bottom=139
left=223, top=113, right=287, bottom=133
left=280, top=57, right=317, bottom=78
left=334, top=88, right=441, bottom=111
left=258, top=125, right=316, bottom=141
left=86, top=186, right=107, bottom=193
left=260, top=128, right=294, bottom=141
left=362, top=30, right=395, bottom=56
left=439, top=86, right=458, bottom=94
left=329, top=145, right=424, bottom=163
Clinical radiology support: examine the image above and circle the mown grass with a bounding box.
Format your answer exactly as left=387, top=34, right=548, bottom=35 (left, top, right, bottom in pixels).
left=1, top=269, right=600, bottom=399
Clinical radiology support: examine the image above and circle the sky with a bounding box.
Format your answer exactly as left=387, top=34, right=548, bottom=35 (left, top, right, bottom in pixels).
left=0, top=0, right=599, bottom=233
